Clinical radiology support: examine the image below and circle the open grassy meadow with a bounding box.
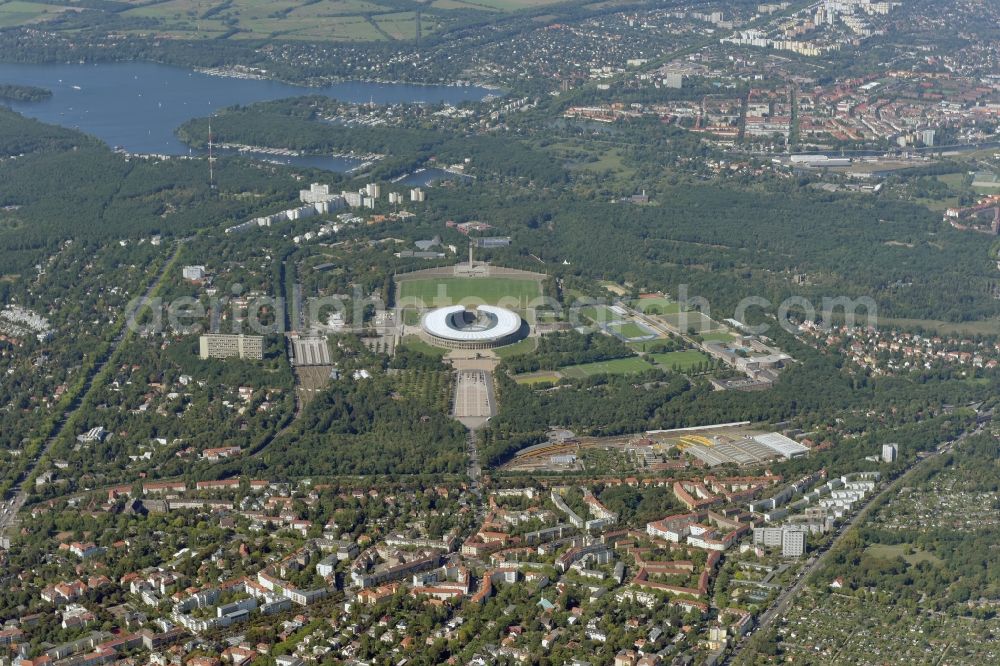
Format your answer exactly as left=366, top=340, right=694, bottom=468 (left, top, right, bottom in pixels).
left=608, top=320, right=655, bottom=340
left=397, top=277, right=542, bottom=309
left=632, top=297, right=682, bottom=315
left=6, top=0, right=573, bottom=41
left=698, top=330, right=738, bottom=343
left=119, top=0, right=412, bottom=41
left=865, top=543, right=944, bottom=567
left=649, top=350, right=711, bottom=371
left=663, top=310, right=719, bottom=334
left=560, top=356, right=652, bottom=378
left=579, top=304, right=615, bottom=324
left=493, top=336, right=537, bottom=358
left=0, top=1, right=72, bottom=27
left=398, top=335, right=448, bottom=359
left=512, top=370, right=561, bottom=385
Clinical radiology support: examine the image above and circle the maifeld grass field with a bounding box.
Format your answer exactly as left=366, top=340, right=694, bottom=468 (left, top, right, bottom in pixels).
left=397, top=277, right=542, bottom=309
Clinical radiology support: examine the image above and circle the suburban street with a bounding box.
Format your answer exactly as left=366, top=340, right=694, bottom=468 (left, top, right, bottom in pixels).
left=0, top=241, right=183, bottom=539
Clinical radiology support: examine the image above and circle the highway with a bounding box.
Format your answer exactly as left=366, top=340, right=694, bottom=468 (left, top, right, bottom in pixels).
left=0, top=241, right=183, bottom=539
left=724, top=425, right=983, bottom=665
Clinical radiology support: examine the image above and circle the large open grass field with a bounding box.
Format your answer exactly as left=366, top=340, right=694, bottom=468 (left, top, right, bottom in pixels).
left=8, top=0, right=569, bottom=41
left=698, top=330, right=738, bottom=343
left=632, top=297, right=683, bottom=316
left=608, top=320, right=656, bottom=340
left=876, top=316, right=1000, bottom=337
left=865, top=543, right=944, bottom=567
left=493, top=336, right=537, bottom=358
left=398, top=335, right=448, bottom=360
left=0, top=1, right=72, bottom=27
left=560, top=356, right=652, bottom=378
left=397, top=277, right=542, bottom=309
left=662, top=310, right=720, bottom=334
left=542, top=139, right=637, bottom=184
left=119, top=0, right=417, bottom=41
left=512, top=370, right=561, bottom=385
left=649, top=350, right=712, bottom=371
left=579, top=304, right=615, bottom=324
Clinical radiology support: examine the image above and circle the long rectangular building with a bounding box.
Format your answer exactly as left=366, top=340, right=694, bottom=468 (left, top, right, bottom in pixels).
left=199, top=334, right=264, bottom=360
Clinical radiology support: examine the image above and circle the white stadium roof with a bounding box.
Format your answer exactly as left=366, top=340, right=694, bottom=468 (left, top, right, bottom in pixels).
left=422, top=305, right=522, bottom=342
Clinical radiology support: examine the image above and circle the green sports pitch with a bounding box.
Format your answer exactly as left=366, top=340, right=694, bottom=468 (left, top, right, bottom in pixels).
left=608, top=320, right=655, bottom=340
left=560, top=357, right=652, bottom=378
left=397, top=277, right=542, bottom=310
left=649, top=350, right=712, bottom=371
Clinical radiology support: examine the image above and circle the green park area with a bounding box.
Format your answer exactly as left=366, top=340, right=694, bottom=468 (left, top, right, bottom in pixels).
left=698, top=330, right=737, bottom=343
left=579, top=304, right=615, bottom=324
left=0, top=1, right=70, bottom=27
left=560, top=356, right=652, bottom=378
left=631, top=297, right=682, bottom=315
left=119, top=0, right=418, bottom=41
left=512, top=370, right=561, bottom=385
left=493, top=337, right=537, bottom=359
left=662, top=310, right=721, bottom=334
left=397, top=336, right=448, bottom=359
left=865, top=543, right=944, bottom=567
left=649, top=350, right=712, bottom=371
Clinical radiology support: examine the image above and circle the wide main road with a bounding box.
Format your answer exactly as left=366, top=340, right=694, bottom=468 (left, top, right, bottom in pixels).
left=724, top=425, right=984, bottom=665
left=0, top=241, right=184, bottom=539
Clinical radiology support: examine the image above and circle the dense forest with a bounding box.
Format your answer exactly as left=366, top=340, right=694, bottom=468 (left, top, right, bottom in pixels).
left=419, top=181, right=1000, bottom=323
left=243, top=375, right=468, bottom=477
left=482, top=322, right=998, bottom=470
left=0, top=109, right=324, bottom=274
left=178, top=103, right=567, bottom=185
left=502, top=330, right=634, bottom=374
left=0, top=83, right=51, bottom=102
left=178, top=101, right=1000, bottom=324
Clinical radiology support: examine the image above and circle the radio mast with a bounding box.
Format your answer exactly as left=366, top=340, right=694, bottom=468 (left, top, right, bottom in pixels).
left=208, top=120, right=216, bottom=190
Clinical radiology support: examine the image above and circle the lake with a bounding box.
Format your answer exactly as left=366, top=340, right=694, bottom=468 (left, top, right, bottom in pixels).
left=0, top=62, right=494, bottom=171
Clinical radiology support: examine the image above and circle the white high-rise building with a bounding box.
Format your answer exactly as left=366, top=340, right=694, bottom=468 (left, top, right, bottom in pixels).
left=782, top=529, right=806, bottom=557
left=365, top=183, right=381, bottom=198
left=410, top=188, right=426, bottom=203
left=300, top=183, right=335, bottom=204
left=882, top=444, right=898, bottom=463
left=754, top=526, right=807, bottom=557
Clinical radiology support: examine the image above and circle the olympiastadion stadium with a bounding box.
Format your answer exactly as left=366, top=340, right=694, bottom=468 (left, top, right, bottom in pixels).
left=421, top=305, right=526, bottom=350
